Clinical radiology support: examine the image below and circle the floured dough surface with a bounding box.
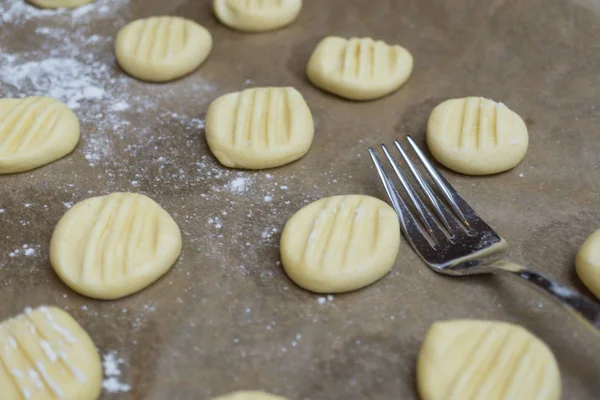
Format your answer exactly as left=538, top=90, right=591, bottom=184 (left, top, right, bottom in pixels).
left=213, top=0, right=302, bottom=32
left=306, top=36, right=413, bottom=101
left=280, top=195, right=400, bottom=293
left=50, top=192, right=182, bottom=300
left=115, top=16, right=212, bottom=82
left=212, top=391, right=289, bottom=400
left=205, top=87, right=314, bottom=169
left=0, top=306, right=102, bottom=400
left=417, top=320, right=561, bottom=400
left=0, top=96, right=80, bottom=174
left=576, top=228, right=600, bottom=299
left=427, top=97, right=529, bottom=175
left=27, top=0, right=94, bottom=8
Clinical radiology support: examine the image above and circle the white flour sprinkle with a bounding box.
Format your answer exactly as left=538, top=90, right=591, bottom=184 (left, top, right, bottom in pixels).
left=261, top=227, right=279, bottom=241
left=102, top=351, right=130, bottom=393
left=208, top=217, right=223, bottom=229
left=8, top=244, right=38, bottom=258
left=0, top=57, right=105, bottom=110
left=317, top=297, right=327, bottom=305
left=111, top=101, right=130, bottom=112
left=229, top=176, right=251, bottom=193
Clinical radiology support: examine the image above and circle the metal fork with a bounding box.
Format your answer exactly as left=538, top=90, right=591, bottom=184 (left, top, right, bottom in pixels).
left=369, top=136, right=600, bottom=334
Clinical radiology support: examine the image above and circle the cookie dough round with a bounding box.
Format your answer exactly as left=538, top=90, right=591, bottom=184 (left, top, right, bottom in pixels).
left=427, top=97, right=529, bottom=175
left=306, top=36, right=413, bottom=101
left=0, top=306, right=102, bottom=400
left=417, top=320, right=561, bottom=400
left=212, top=391, right=289, bottom=400
left=205, top=87, right=314, bottom=169
left=280, top=195, right=400, bottom=293
left=0, top=96, right=80, bottom=174
left=27, top=0, right=94, bottom=8
left=213, top=0, right=302, bottom=32
left=576, top=228, right=600, bottom=299
left=50, top=192, right=182, bottom=300
left=115, top=16, right=212, bottom=82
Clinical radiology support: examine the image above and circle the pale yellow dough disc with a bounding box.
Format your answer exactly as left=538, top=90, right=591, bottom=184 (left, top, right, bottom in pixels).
left=0, top=96, right=80, bottom=174
left=27, top=0, right=94, bottom=8
left=0, top=306, right=102, bottom=400
left=213, top=0, right=302, bottom=32
left=427, top=97, right=529, bottom=175
left=205, top=87, right=314, bottom=169
left=50, top=192, right=182, bottom=300
left=280, top=195, right=400, bottom=293
left=576, top=228, right=600, bottom=299
left=212, top=391, right=289, bottom=400
left=417, top=320, right=561, bottom=400
left=306, top=36, right=413, bottom=101
left=115, top=16, right=213, bottom=82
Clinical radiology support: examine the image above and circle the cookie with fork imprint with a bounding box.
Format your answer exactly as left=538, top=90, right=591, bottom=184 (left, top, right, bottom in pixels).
left=0, top=306, right=102, bottom=400
left=306, top=36, right=413, bottom=100
left=417, top=320, right=561, bottom=400
left=50, top=192, right=182, bottom=300
left=280, top=195, right=400, bottom=293
left=426, top=97, right=529, bottom=175
left=0, top=96, right=80, bottom=174
left=115, top=16, right=212, bottom=82
left=205, top=86, right=314, bottom=169
left=213, top=0, right=302, bottom=32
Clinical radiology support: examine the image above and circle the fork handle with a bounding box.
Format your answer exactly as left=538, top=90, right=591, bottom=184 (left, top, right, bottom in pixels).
left=496, top=261, right=600, bottom=334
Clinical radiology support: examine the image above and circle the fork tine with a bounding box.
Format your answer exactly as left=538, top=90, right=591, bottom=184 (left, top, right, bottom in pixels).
left=368, top=148, right=433, bottom=248
left=392, top=139, right=463, bottom=236
left=380, top=144, right=448, bottom=244
left=406, top=136, right=475, bottom=229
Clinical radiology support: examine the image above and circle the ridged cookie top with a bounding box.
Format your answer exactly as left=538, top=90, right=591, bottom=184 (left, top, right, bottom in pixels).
left=205, top=87, right=314, bottom=169
left=417, top=320, right=561, bottom=400
left=307, top=36, right=413, bottom=100
left=0, top=306, right=101, bottom=400
left=426, top=97, right=529, bottom=175
left=280, top=195, right=400, bottom=293
left=213, top=0, right=302, bottom=32
left=50, top=193, right=182, bottom=299
left=0, top=96, right=80, bottom=174
left=115, top=16, right=212, bottom=82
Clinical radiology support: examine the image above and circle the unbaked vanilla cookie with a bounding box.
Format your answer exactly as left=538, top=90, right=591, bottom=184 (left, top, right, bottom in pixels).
left=212, top=391, right=289, bottom=400
left=280, top=195, right=400, bottom=293
left=213, top=0, right=302, bottom=32
left=427, top=97, right=529, bottom=175
left=0, top=306, right=102, bottom=400
left=27, top=0, right=94, bottom=8
left=576, top=228, right=600, bottom=299
left=115, top=16, right=212, bottom=82
left=50, top=192, right=182, bottom=300
left=306, top=36, right=413, bottom=101
left=205, top=87, right=314, bottom=169
left=0, top=96, right=80, bottom=174
left=417, top=320, right=561, bottom=400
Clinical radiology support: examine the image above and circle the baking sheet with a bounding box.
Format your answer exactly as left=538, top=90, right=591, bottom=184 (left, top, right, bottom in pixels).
left=1, top=0, right=599, bottom=398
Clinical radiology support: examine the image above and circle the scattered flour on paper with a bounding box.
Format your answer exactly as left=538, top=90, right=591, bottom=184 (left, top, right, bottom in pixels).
left=0, top=0, right=214, bottom=168
left=102, top=351, right=131, bottom=393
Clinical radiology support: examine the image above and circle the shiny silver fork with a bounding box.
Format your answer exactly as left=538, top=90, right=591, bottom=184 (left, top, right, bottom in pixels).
left=369, top=136, right=600, bottom=334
